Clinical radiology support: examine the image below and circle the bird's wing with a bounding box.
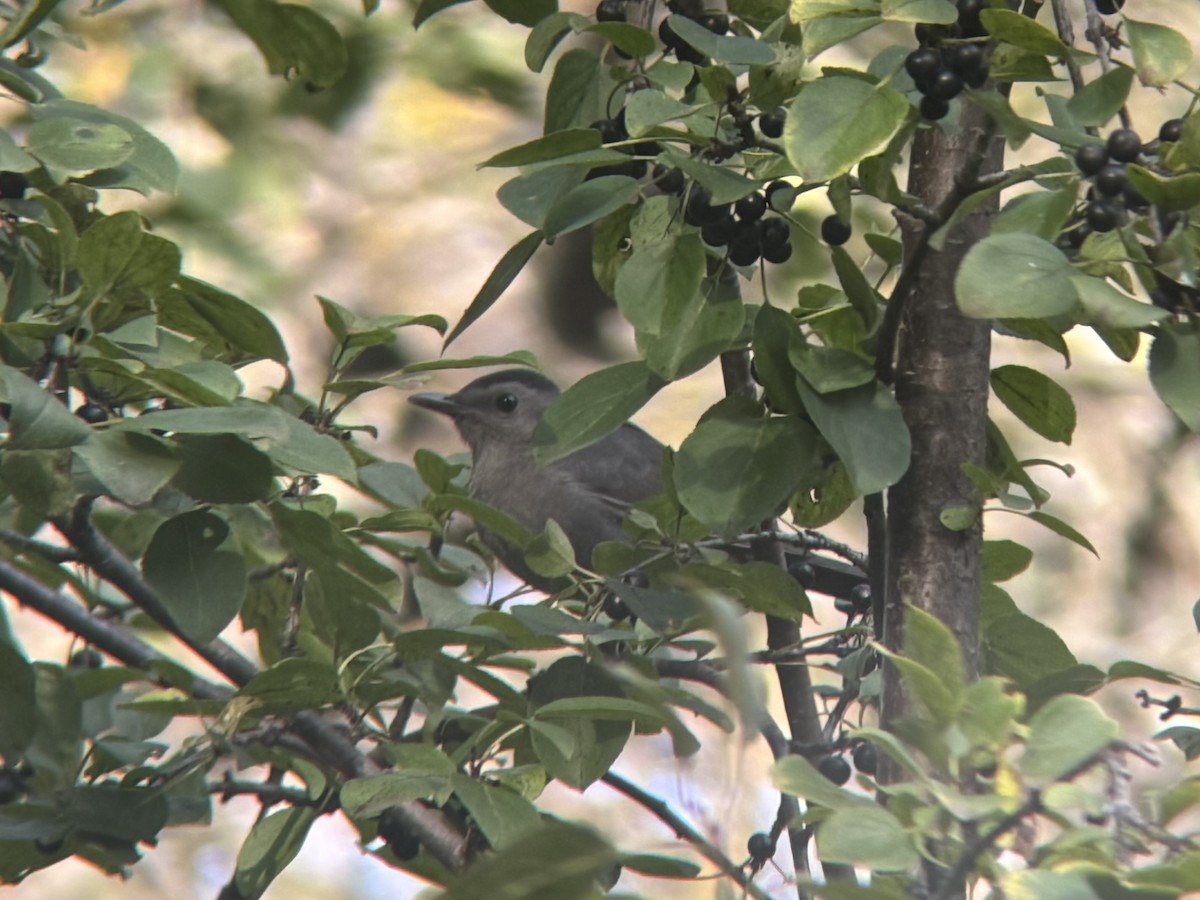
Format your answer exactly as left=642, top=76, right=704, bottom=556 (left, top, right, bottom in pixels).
left=558, top=423, right=666, bottom=510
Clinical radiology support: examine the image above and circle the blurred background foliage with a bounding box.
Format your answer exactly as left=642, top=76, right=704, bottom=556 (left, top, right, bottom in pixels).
left=5, top=0, right=1199, bottom=897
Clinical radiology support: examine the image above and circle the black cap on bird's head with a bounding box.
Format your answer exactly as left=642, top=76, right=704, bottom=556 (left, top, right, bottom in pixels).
left=408, top=369, right=560, bottom=452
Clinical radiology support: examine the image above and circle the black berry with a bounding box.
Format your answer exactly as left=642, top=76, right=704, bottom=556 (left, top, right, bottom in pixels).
left=1106, top=128, right=1142, bottom=163
left=735, top=192, right=767, bottom=222
left=70, top=647, right=103, bottom=669
left=701, top=214, right=738, bottom=246
left=762, top=239, right=792, bottom=264
left=850, top=583, right=872, bottom=613
left=1122, top=182, right=1149, bottom=212
left=0, top=770, right=22, bottom=805
left=596, top=0, right=624, bottom=23
left=904, top=48, right=941, bottom=84
left=0, top=171, right=29, bottom=199
left=653, top=164, right=686, bottom=194
left=75, top=402, right=107, bottom=424
left=1094, top=164, right=1127, bottom=197
left=945, top=43, right=985, bottom=77
left=920, top=95, right=951, bottom=120
left=378, top=808, right=421, bottom=861
left=590, top=118, right=626, bottom=145
left=603, top=595, right=631, bottom=622
left=684, top=187, right=730, bottom=227
left=765, top=180, right=794, bottom=212
left=759, top=108, right=786, bottom=139
left=928, top=69, right=964, bottom=101
left=817, top=754, right=852, bottom=786
left=1074, top=142, right=1109, bottom=176
left=852, top=742, right=878, bottom=775
left=747, top=831, right=775, bottom=861
left=820, top=215, right=852, bottom=246
left=1159, top=118, right=1184, bottom=144
left=957, top=0, right=987, bottom=36
left=787, top=560, right=816, bottom=587
left=729, top=225, right=762, bottom=266
left=1093, top=0, right=1124, bottom=13
left=1085, top=199, right=1121, bottom=233
left=760, top=217, right=790, bottom=249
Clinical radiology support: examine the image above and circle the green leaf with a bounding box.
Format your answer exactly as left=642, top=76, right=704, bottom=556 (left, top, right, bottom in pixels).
left=211, top=0, right=347, bottom=88
left=544, top=49, right=607, bottom=134
left=0, top=0, right=62, bottom=50
left=983, top=606, right=1079, bottom=690
left=162, top=278, right=289, bottom=365
left=340, top=771, right=453, bottom=818
left=1149, top=322, right=1200, bottom=431
left=525, top=519, right=577, bottom=579
left=524, top=11, right=588, bottom=72
left=733, top=560, right=813, bottom=619
left=1025, top=510, right=1097, bottom=556
left=451, top=773, right=542, bottom=850
left=0, top=640, right=36, bottom=758
left=980, top=8, right=1070, bottom=57
left=484, top=0, right=556, bottom=27
left=614, top=232, right=705, bottom=336
left=784, top=76, right=909, bottom=183
left=955, top=233, right=1078, bottom=319
left=1124, top=165, right=1200, bottom=213
left=879, top=0, right=955, bottom=23
left=78, top=211, right=180, bottom=300
left=142, top=510, right=247, bottom=645
left=527, top=657, right=631, bottom=790
left=586, top=22, right=658, bottom=60
left=990, top=365, right=1076, bottom=445
left=830, top=245, right=882, bottom=327
left=992, top=184, right=1079, bottom=243
left=0, top=365, right=92, bottom=449
left=1065, top=65, right=1134, bottom=127
left=1070, top=275, right=1167, bottom=329
left=235, top=807, right=318, bottom=898
left=542, top=175, right=640, bottom=239
left=624, top=88, right=698, bottom=136
left=481, top=128, right=601, bottom=168
left=439, top=820, right=616, bottom=900
left=771, top=755, right=874, bottom=810
left=1021, top=694, right=1117, bottom=781
left=637, top=275, right=745, bottom=379
left=794, top=378, right=911, bottom=495
left=444, top=230, right=544, bottom=349
left=664, top=14, right=776, bottom=65
left=816, top=804, right=919, bottom=872
left=73, top=431, right=180, bottom=506
left=1126, top=19, right=1193, bottom=88
left=876, top=604, right=964, bottom=724
left=532, top=361, right=666, bottom=466
left=802, top=15, right=880, bottom=58
left=674, top=404, right=822, bottom=536
left=171, top=434, right=275, bottom=503
left=30, top=100, right=179, bottom=194
left=981, top=539, right=1033, bottom=582
left=661, top=146, right=759, bottom=204
left=789, top=344, right=875, bottom=394
left=26, top=117, right=133, bottom=174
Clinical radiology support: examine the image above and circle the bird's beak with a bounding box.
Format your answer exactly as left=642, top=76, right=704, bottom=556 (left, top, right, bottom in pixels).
left=408, top=392, right=462, bottom=418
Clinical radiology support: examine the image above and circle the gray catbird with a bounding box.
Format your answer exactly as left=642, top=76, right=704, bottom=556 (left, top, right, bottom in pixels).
left=409, top=368, right=869, bottom=599
left=409, top=368, right=664, bottom=589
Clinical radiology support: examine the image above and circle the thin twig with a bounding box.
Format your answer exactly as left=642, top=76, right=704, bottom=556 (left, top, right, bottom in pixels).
left=601, top=770, right=772, bottom=900
left=0, top=528, right=81, bottom=563
left=0, top=559, right=232, bottom=701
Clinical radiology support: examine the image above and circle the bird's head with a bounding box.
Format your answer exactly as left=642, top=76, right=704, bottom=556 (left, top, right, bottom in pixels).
left=408, top=368, right=560, bottom=456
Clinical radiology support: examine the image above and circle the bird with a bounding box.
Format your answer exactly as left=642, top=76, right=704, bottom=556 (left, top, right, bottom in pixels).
left=408, top=368, right=665, bottom=590
left=408, top=368, right=869, bottom=600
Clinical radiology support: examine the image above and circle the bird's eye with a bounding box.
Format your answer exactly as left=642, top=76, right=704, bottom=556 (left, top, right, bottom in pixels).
left=494, top=393, right=518, bottom=413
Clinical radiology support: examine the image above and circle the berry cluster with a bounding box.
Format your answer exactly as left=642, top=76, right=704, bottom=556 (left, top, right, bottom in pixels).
left=905, top=0, right=990, bottom=120
left=686, top=181, right=794, bottom=266
left=1071, top=127, right=1151, bottom=235
left=588, top=113, right=660, bottom=180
